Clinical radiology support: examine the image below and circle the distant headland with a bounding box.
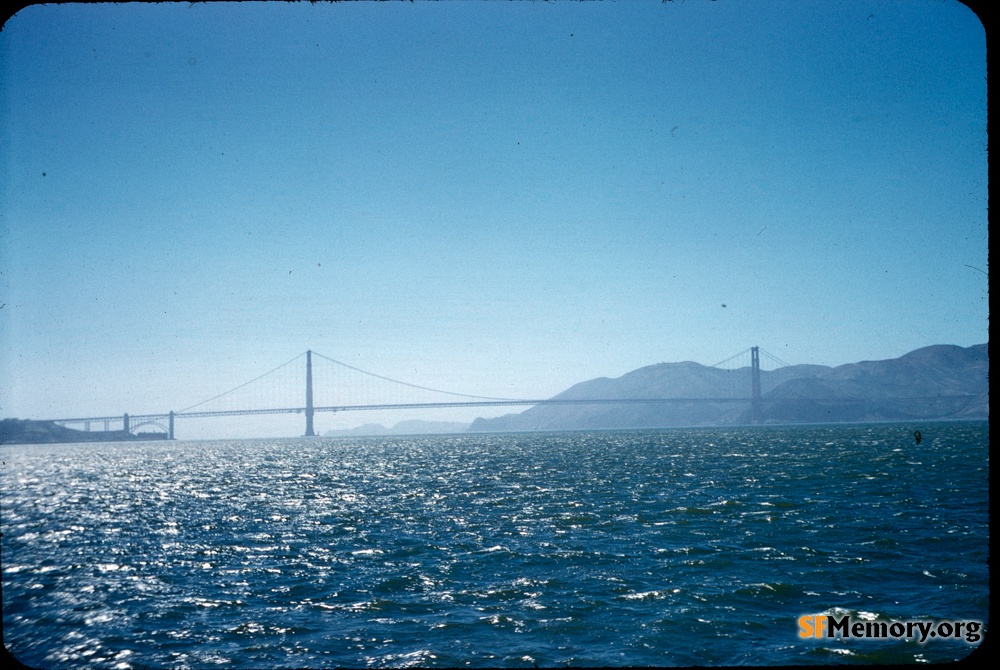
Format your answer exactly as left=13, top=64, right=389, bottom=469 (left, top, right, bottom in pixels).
left=0, top=419, right=168, bottom=446
left=469, top=343, right=988, bottom=432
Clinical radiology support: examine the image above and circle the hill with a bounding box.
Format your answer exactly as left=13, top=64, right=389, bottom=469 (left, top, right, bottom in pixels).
left=323, top=420, right=470, bottom=437
left=468, top=343, right=987, bottom=431
left=0, top=418, right=146, bottom=445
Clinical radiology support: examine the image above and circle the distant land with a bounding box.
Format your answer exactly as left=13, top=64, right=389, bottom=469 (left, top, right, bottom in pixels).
left=323, top=420, right=471, bottom=437
left=0, top=418, right=168, bottom=445
left=469, top=343, right=988, bottom=432
left=1, top=343, right=987, bottom=444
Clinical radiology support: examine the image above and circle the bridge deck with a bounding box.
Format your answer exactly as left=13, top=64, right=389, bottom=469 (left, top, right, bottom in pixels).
left=47, top=394, right=979, bottom=425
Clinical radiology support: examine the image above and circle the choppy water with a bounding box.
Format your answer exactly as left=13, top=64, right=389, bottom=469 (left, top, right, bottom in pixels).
left=1, top=422, right=988, bottom=667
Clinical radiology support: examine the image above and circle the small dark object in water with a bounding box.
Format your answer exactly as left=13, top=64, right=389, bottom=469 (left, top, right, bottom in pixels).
left=914, top=430, right=922, bottom=445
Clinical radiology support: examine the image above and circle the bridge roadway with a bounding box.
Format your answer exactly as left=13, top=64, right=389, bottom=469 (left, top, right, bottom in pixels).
left=50, top=396, right=759, bottom=426
left=48, top=392, right=982, bottom=439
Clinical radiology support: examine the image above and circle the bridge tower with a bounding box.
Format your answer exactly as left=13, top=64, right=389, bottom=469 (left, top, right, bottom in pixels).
left=751, top=346, right=762, bottom=424
left=305, top=349, right=315, bottom=436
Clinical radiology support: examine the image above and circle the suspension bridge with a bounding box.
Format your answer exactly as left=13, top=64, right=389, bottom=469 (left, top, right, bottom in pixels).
left=44, top=347, right=787, bottom=439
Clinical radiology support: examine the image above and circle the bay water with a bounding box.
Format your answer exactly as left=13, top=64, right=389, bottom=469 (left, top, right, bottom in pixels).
left=1, top=422, right=988, bottom=666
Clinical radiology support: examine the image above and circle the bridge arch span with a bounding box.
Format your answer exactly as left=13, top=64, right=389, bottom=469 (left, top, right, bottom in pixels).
left=130, top=420, right=169, bottom=435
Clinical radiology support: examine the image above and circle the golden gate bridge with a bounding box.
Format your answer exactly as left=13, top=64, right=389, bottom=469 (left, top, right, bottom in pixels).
left=44, top=347, right=785, bottom=439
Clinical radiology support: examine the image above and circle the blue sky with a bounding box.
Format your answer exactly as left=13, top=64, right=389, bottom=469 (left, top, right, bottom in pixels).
left=0, top=1, right=987, bottom=437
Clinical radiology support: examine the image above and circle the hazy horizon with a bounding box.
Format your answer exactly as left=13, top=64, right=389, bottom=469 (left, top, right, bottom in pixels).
left=1, top=1, right=987, bottom=438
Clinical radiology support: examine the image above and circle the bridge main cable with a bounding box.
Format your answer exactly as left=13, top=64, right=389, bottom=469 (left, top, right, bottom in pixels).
left=176, top=352, right=307, bottom=414
left=311, top=351, right=524, bottom=402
